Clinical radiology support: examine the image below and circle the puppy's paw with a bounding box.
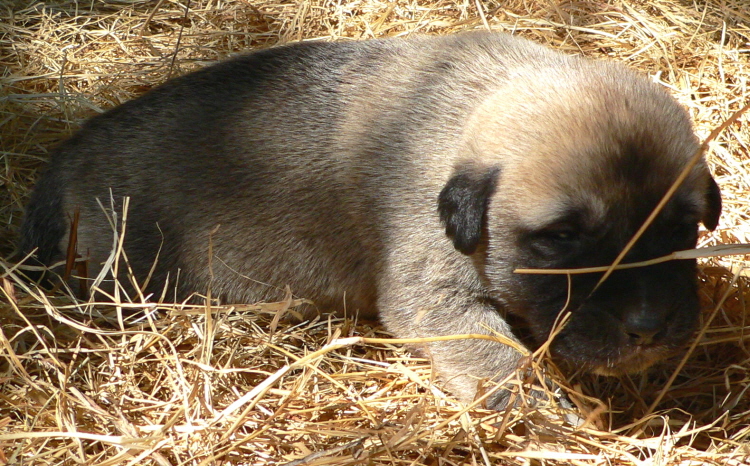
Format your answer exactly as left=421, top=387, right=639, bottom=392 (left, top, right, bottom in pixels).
left=473, top=371, right=584, bottom=427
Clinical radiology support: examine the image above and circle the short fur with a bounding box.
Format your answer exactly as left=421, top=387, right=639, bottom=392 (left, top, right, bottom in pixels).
left=19, top=32, right=721, bottom=408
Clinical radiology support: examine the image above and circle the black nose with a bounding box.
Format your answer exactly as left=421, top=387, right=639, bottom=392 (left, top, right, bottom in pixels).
left=624, top=313, right=665, bottom=346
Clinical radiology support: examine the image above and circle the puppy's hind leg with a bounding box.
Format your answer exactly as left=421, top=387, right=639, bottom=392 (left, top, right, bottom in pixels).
left=16, top=168, right=68, bottom=285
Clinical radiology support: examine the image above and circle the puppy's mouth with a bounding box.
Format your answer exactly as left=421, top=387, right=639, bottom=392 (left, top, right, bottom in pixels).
left=587, top=345, right=674, bottom=376
left=544, top=301, right=699, bottom=376
left=549, top=327, right=690, bottom=376
left=506, top=301, right=698, bottom=376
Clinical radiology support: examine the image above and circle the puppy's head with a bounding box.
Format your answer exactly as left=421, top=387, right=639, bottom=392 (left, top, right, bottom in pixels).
left=439, top=60, right=721, bottom=374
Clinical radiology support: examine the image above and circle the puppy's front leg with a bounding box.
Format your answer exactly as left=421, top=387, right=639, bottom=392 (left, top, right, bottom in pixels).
left=379, top=289, right=526, bottom=409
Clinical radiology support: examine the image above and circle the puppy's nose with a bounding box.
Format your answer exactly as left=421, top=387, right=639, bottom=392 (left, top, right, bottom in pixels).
left=624, top=313, right=665, bottom=346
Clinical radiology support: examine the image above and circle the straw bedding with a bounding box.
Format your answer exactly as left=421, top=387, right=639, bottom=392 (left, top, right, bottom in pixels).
left=1, top=1, right=749, bottom=464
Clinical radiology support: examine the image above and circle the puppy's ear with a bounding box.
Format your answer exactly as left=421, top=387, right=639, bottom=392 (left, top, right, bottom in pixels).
left=702, top=176, right=722, bottom=231
left=438, top=165, right=500, bottom=255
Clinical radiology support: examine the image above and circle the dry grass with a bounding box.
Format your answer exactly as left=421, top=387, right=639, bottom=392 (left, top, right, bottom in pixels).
left=1, top=0, right=750, bottom=464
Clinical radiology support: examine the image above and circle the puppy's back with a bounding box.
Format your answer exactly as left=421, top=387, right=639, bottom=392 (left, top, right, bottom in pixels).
left=18, top=33, right=577, bottom=304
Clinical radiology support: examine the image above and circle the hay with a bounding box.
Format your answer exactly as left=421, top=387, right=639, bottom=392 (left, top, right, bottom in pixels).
left=1, top=0, right=750, bottom=464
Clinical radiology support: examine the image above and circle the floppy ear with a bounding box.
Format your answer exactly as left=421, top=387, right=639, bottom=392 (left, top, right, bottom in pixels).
left=438, top=165, right=500, bottom=255
left=702, top=176, right=722, bottom=231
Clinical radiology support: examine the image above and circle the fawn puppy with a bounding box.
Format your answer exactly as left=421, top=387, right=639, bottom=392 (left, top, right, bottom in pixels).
left=20, top=32, right=721, bottom=408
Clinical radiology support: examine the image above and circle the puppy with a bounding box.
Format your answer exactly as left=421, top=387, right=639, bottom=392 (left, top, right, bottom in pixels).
left=19, top=32, right=721, bottom=408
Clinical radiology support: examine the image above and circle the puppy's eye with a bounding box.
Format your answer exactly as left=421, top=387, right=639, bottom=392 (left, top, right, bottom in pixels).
left=537, top=224, right=581, bottom=243
left=546, top=229, right=579, bottom=242
left=528, top=226, right=581, bottom=257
